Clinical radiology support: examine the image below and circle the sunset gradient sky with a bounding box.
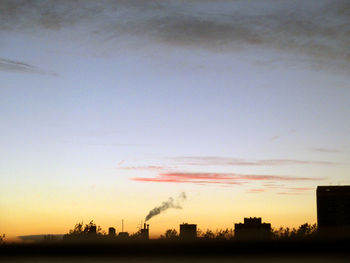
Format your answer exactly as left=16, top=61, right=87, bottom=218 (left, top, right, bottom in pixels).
left=1, top=0, right=350, bottom=240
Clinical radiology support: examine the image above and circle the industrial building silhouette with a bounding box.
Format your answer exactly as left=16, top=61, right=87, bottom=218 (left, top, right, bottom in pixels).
left=140, top=223, right=149, bottom=240
left=179, top=223, right=197, bottom=240
left=234, top=217, right=271, bottom=240
left=317, top=185, right=350, bottom=237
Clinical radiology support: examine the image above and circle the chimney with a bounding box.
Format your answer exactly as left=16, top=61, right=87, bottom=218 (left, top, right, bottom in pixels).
left=108, top=227, right=116, bottom=236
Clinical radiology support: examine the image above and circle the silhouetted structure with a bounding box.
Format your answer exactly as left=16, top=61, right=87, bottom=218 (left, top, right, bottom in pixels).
left=140, top=223, right=149, bottom=240
left=180, top=223, right=197, bottom=240
left=234, top=217, right=271, bottom=240
left=108, top=227, right=116, bottom=237
left=317, top=186, right=350, bottom=237
left=118, top=232, right=129, bottom=239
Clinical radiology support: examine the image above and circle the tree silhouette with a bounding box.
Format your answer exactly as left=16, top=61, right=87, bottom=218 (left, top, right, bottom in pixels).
left=198, top=228, right=234, bottom=240
left=160, top=229, right=178, bottom=240
left=272, top=223, right=317, bottom=240
left=201, top=229, right=215, bottom=240
left=0, top=234, right=5, bottom=244
left=68, top=222, right=84, bottom=235
left=64, top=220, right=105, bottom=241
left=215, top=228, right=234, bottom=240
left=294, top=223, right=317, bottom=239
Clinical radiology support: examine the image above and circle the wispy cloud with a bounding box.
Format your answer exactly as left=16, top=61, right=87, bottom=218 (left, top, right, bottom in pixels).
left=121, top=166, right=166, bottom=171
left=311, top=147, right=341, bottom=153
left=131, top=171, right=324, bottom=186
left=0, top=58, right=58, bottom=76
left=287, top=187, right=314, bottom=191
left=270, top=135, right=280, bottom=141
left=263, top=183, right=285, bottom=189
left=61, top=141, right=147, bottom=148
left=131, top=177, right=242, bottom=186
left=276, top=187, right=314, bottom=195
left=169, top=156, right=339, bottom=166
left=277, top=192, right=302, bottom=195
left=247, top=189, right=266, bottom=193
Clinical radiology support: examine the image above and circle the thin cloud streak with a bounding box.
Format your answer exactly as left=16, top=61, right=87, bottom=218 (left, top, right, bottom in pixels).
left=0, top=58, right=58, bottom=76
left=131, top=177, right=242, bottom=186
left=170, top=156, right=339, bottom=166
left=277, top=192, right=303, bottom=195
left=121, top=166, right=166, bottom=171
left=311, top=147, right=341, bottom=153
left=247, top=189, right=266, bottom=193
left=287, top=187, right=314, bottom=191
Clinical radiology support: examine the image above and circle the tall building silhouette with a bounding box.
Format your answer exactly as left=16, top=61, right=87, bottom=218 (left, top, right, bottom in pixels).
left=180, top=223, right=197, bottom=240
left=234, top=217, right=271, bottom=240
left=317, top=186, right=350, bottom=234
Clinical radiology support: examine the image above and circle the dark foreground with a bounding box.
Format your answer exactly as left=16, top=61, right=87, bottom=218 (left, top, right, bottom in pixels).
left=1, top=240, right=349, bottom=262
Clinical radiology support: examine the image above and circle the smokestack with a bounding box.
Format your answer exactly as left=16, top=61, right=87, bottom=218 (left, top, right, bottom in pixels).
left=144, top=192, right=187, bottom=222
left=140, top=223, right=149, bottom=240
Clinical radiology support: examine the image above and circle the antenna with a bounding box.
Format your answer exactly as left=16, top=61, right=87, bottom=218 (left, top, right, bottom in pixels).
left=122, top=219, right=124, bottom=232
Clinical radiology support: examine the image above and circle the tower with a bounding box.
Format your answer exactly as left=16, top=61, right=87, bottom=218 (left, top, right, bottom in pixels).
left=140, top=223, right=149, bottom=240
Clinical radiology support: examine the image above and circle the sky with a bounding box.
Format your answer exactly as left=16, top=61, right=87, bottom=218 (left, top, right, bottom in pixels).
left=0, top=0, right=350, bottom=240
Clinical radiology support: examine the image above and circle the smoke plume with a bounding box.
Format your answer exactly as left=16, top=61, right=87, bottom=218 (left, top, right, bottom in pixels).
left=145, top=192, right=186, bottom=222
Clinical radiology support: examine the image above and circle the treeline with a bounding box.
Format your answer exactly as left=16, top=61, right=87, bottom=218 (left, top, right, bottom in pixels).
left=0, top=234, right=5, bottom=244
left=62, top=221, right=143, bottom=242
left=56, top=220, right=318, bottom=242
left=160, top=223, right=317, bottom=241
left=0, top=221, right=319, bottom=244
left=272, top=223, right=317, bottom=240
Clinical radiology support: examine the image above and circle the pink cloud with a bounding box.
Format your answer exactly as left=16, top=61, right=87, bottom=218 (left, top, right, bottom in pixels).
left=160, top=172, right=322, bottom=181
left=131, top=177, right=241, bottom=185
left=236, top=175, right=321, bottom=181
left=130, top=171, right=325, bottom=186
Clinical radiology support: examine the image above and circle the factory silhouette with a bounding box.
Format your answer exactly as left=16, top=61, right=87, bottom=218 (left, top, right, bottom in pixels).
left=61, top=185, right=350, bottom=242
